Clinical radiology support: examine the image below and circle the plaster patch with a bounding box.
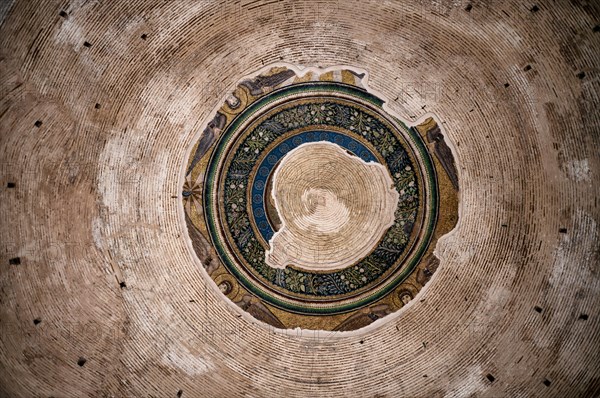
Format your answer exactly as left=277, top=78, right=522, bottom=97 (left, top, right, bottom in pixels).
left=164, top=345, right=212, bottom=376
left=562, top=159, right=591, bottom=183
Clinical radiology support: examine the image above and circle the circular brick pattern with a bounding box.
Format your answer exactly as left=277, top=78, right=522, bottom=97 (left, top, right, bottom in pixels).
left=0, top=1, right=598, bottom=397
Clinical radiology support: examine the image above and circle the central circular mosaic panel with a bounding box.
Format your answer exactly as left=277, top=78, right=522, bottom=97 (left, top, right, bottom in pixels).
left=183, top=65, right=459, bottom=331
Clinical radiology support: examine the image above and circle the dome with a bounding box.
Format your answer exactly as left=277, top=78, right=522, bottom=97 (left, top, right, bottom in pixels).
left=0, top=1, right=598, bottom=397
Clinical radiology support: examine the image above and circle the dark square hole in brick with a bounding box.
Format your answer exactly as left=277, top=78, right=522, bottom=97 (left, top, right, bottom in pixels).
left=83, top=41, right=92, bottom=48
left=534, top=306, right=543, bottom=313
left=77, top=357, right=87, bottom=367
left=59, top=10, right=68, bottom=18
left=486, top=374, right=495, bottom=383
left=95, top=103, right=101, bottom=109
left=177, top=390, right=183, bottom=397
left=141, top=33, right=147, bottom=40
left=576, top=71, right=586, bottom=79
left=530, top=5, right=539, bottom=12
left=504, top=83, right=510, bottom=88
left=34, top=120, right=43, bottom=128
left=594, top=25, right=600, bottom=33
left=543, top=379, right=551, bottom=387
left=119, top=281, right=127, bottom=289
left=33, top=318, right=42, bottom=325
left=559, top=228, right=567, bottom=234
left=579, top=314, right=589, bottom=321
left=524, top=65, right=532, bottom=71
left=9, top=257, right=21, bottom=265
left=465, top=4, right=472, bottom=12
left=7, top=182, right=16, bottom=188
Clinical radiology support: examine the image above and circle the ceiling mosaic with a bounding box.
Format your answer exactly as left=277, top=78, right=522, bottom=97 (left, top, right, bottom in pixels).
left=182, top=65, right=459, bottom=331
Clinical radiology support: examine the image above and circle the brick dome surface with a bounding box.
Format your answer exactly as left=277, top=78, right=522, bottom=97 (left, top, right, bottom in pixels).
left=0, top=1, right=599, bottom=397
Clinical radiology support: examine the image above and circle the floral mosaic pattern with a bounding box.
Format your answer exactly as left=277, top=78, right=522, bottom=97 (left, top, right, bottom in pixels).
left=184, top=67, right=456, bottom=328
left=220, top=100, right=419, bottom=297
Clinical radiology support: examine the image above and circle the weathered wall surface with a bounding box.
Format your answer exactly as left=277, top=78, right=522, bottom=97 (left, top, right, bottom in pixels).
left=0, top=1, right=598, bottom=397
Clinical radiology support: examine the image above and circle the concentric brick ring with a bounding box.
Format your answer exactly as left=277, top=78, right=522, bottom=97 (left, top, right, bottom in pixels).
left=266, top=141, right=399, bottom=272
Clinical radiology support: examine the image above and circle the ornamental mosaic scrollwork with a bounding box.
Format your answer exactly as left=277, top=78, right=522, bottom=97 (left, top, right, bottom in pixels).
left=182, top=64, right=459, bottom=330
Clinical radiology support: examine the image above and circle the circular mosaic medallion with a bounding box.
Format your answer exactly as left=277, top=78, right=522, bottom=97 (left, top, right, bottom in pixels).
left=183, top=65, right=459, bottom=330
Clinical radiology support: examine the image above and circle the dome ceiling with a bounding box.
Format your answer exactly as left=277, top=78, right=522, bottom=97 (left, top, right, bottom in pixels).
left=0, top=1, right=598, bottom=397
